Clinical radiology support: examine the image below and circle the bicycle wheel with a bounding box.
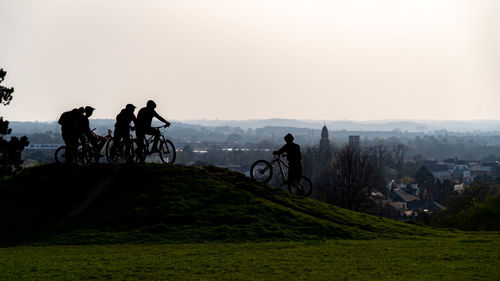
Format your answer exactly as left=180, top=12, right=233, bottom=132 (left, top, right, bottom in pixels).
left=105, top=137, right=118, bottom=164
left=250, top=160, right=273, bottom=183
left=288, top=176, right=313, bottom=197
left=159, top=139, right=176, bottom=164
left=104, top=137, right=113, bottom=163
left=105, top=138, right=127, bottom=164
left=55, top=146, right=66, bottom=163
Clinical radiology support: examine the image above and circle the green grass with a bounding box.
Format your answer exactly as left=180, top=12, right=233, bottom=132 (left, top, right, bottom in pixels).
left=0, top=164, right=498, bottom=279
left=0, top=164, right=451, bottom=246
left=1, top=235, right=499, bottom=280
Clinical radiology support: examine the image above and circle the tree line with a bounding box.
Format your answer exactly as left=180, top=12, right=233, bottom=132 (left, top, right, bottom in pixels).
left=0, top=69, right=28, bottom=176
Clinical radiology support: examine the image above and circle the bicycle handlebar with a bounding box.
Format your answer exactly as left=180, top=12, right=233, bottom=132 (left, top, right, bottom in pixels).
left=271, top=152, right=286, bottom=162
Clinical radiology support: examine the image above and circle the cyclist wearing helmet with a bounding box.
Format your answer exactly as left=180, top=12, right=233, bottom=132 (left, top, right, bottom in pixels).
left=136, top=100, right=170, bottom=156
left=113, top=103, right=137, bottom=152
left=81, top=106, right=98, bottom=149
left=273, top=133, right=304, bottom=193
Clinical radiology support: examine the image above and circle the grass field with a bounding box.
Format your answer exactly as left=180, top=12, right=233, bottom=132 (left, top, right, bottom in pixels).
left=1, top=164, right=499, bottom=280
left=1, top=235, right=499, bottom=280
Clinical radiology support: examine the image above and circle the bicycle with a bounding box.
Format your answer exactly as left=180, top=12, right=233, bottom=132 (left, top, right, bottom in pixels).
left=55, top=140, right=93, bottom=164
left=55, top=129, right=113, bottom=164
left=136, top=125, right=176, bottom=164
left=105, top=129, right=138, bottom=164
left=250, top=153, right=313, bottom=196
left=93, top=129, right=113, bottom=163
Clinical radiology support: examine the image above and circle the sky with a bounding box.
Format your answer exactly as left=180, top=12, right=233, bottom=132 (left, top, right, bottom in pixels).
left=1, top=0, right=500, bottom=122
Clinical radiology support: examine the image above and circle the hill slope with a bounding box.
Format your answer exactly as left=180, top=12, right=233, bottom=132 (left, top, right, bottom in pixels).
left=0, top=164, right=451, bottom=246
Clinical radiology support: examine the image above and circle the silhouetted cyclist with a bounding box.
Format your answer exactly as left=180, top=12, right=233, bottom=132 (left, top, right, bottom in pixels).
left=273, top=133, right=304, bottom=194
left=113, top=103, right=137, bottom=151
left=136, top=100, right=170, bottom=159
left=80, top=106, right=98, bottom=149
left=58, top=108, right=81, bottom=163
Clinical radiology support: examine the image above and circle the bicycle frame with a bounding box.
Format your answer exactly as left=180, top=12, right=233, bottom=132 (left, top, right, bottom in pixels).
left=270, top=155, right=290, bottom=185
left=141, top=126, right=167, bottom=155
left=250, top=153, right=312, bottom=196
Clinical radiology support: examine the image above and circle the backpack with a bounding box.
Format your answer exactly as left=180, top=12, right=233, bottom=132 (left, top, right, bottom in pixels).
left=58, top=109, right=78, bottom=127
left=58, top=111, right=72, bottom=126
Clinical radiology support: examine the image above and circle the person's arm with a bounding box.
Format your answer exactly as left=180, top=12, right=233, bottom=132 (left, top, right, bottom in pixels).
left=131, top=113, right=137, bottom=127
left=153, top=110, right=170, bottom=126
left=86, top=119, right=96, bottom=138
left=273, top=144, right=287, bottom=155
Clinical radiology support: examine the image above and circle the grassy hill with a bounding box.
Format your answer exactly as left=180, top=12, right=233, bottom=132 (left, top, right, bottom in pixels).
left=0, top=164, right=452, bottom=246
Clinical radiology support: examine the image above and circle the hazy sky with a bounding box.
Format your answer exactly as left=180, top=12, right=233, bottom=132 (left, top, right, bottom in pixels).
left=1, top=0, right=500, bottom=121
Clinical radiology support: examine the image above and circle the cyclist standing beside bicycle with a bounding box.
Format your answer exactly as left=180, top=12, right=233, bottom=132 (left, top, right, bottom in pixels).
left=113, top=103, right=137, bottom=151
left=136, top=100, right=171, bottom=161
left=273, top=133, right=304, bottom=193
left=58, top=108, right=81, bottom=163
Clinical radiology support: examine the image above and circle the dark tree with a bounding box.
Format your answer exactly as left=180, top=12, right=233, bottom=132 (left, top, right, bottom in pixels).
left=325, top=146, right=378, bottom=211
left=414, top=165, right=435, bottom=186
left=0, top=69, right=29, bottom=176
left=392, top=143, right=408, bottom=177
left=365, top=144, right=392, bottom=193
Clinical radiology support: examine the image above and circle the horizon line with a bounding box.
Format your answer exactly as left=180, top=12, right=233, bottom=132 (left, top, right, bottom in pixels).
left=9, top=118, right=500, bottom=123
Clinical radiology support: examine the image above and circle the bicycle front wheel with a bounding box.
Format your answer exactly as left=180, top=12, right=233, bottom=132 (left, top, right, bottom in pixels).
left=55, top=146, right=66, bottom=163
left=105, top=138, right=131, bottom=164
left=105, top=137, right=120, bottom=164
left=250, top=160, right=273, bottom=183
left=104, top=137, right=114, bottom=163
left=288, top=176, right=313, bottom=197
left=159, top=139, right=176, bottom=164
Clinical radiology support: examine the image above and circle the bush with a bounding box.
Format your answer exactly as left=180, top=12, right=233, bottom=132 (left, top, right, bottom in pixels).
left=432, top=182, right=500, bottom=230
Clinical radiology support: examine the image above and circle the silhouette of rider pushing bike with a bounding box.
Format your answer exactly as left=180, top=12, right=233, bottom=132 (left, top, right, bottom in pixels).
left=273, top=133, right=304, bottom=194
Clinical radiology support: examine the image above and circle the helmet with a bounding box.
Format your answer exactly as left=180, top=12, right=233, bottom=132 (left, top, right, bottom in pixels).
left=84, top=106, right=95, bottom=113
left=147, top=100, right=156, bottom=109
left=125, top=104, right=136, bottom=110
left=284, top=133, right=294, bottom=142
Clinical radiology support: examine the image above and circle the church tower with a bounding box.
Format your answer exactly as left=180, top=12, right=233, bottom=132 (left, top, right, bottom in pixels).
left=315, top=125, right=333, bottom=189
left=319, top=125, right=331, bottom=154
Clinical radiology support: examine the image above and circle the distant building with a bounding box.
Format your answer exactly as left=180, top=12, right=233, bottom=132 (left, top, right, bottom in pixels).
left=319, top=125, right=331, bottom=155
left=386, top=187, right=446, bottom=220
left=316, top=125, right=333, bottom=186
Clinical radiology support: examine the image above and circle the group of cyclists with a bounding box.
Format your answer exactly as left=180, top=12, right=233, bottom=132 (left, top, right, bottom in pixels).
left=58, top=100, right=170, bottom=164
left=58, top=101, right=307, bottom=195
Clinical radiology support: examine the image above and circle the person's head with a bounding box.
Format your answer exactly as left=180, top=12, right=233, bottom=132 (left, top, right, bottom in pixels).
left=125, top=103, right=136, bottom=112
left=146, top=100, right=156, bottom=109
left=284, top=133, right=294, bottom=144
left=84, top=106, right=95, bottom=117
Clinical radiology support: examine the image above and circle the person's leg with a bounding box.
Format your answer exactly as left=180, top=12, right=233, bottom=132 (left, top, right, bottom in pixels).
left=113, top=129, right=124, bottom=157
left=67, top=136, right=78, bottom=164
left=62, top=130, right=72, bottom=163
left=289, top=162, right=304, bottom=192
left=135, top=129, right=146, bottom=163
left=147, top=127, right=161, bottom=152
